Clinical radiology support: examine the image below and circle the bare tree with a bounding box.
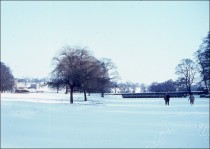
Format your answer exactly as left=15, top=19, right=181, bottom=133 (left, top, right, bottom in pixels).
left=140, top=83, right=147, bottom=93
left=0, top=62, right=14, bottom=92
left=174, top=78, right=187, bottom=92
left=79, top=56, right=101, bottom=101
left=47, top=77, right=64, bottom=93
left=130, top=82, right=139, bottom=93
left=51, top=46, right=93, bottom=103
left=175, top=59, right=198, bottom=94
left=110, top=81, right=118, bottom=93
left=96, top=58, right=119, bottom=97
left=118, top=83, right=128, bottom=93
left=51, top=45, right=120, bottom=102
left=117, top=82, right=136, bottom=93
left=194, top=32, right=210, bottom=92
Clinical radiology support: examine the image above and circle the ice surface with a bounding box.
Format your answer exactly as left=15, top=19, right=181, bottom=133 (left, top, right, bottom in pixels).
left=1, top=92, right=209, bottom=148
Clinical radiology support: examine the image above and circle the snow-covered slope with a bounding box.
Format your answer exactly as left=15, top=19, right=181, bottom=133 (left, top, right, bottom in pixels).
left=1, top=93, right=209, bottom=148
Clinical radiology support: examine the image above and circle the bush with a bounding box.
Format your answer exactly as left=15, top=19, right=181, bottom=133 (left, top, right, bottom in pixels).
left=15, top=89, right=30, bottom=93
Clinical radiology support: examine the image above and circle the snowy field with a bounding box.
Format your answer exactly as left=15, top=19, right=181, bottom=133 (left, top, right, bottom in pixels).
left=1, top=92, right=209, bottom=148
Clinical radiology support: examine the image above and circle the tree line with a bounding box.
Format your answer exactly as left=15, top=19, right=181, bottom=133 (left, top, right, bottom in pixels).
left=1, top=32, right=209, bottom=102
left=118, top=32, right=209, bottom=94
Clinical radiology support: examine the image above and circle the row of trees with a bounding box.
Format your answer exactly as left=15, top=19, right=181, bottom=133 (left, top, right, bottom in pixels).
left=147, top=79, right=203, bottom=93
left=117, top=82, right=139, bottom=93
left=1, top=32, right=209, bottom=100
left=148, top=80, right=176, bottom=92
left=112, top=32, right=210, bottom=94
left=48, top=46, right=119, bottom=103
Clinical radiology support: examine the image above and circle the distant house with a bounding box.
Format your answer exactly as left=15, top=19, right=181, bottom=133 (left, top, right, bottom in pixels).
left=30, top=83, right=39, bottom=89
left=14, top=79, right=29, bottom=90
left=14, top=79, right=47, bottom=93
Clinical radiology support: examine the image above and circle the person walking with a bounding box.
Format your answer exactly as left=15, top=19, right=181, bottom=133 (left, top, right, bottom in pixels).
left=164, top=93, right=170, bottom=106
left=188, top=93, right=195, bottom=105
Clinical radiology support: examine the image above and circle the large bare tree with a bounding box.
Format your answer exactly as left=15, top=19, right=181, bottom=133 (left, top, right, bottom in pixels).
left=51, top=46, right=119, bottom=103
left=194, top=32, right=210, bottom=92
left=51, top=46, right=93, bottom=103
left=175, top=59, right=198, bottom=94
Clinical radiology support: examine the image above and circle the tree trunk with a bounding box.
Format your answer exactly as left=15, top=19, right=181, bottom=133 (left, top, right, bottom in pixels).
left=188, top=85, right=191, bottom=94
left=65, top=85, right=68, bottom=94
left=84, top=90, right=87, bottom=101
left=70, top=86, right=73, bottom=104
left=88, top=92, right=90, bottom=96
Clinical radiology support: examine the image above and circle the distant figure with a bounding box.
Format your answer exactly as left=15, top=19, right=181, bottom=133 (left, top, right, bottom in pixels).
left=188, top=93, right=195, bottom=105
left=164, top=93, right=170, bottom=106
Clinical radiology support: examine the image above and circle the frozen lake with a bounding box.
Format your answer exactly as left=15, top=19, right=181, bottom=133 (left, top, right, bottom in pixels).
left=1, top=93, right=209, bottom=148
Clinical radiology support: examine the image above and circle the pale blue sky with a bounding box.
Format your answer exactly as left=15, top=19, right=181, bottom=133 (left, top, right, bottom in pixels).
left=1, top=1, right=209, bottom=84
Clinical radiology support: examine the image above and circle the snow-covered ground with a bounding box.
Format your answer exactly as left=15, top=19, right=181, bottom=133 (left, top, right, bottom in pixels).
left=1, top=92, right=209, bottom=148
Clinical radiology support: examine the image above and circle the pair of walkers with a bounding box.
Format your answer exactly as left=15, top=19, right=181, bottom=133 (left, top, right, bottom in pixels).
left=163, top=93, right=195, bottom=106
